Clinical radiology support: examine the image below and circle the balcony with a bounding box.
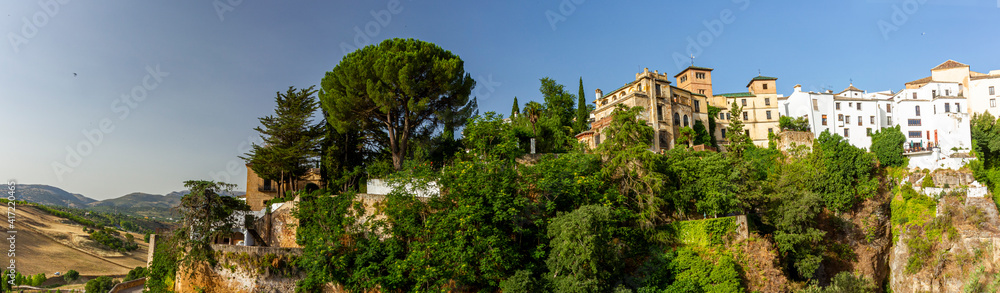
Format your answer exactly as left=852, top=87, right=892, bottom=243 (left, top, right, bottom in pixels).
left=258, top=185, right=276, bottom=192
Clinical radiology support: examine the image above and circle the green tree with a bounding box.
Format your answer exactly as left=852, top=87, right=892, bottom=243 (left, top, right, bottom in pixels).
left=871, top=125, right=906, bottom=167
left=29, top=273, right=44, bottom=286
left=321, top=38, right=476, bottom=171
left=811, top=130, right=878, bottom=212
left=63, top=270, right=80, bottom=283
left=779, top=115, right=811, bottom=132
left=85, top=276, right=116, bottom=293
left=693, top=120, right=710, bottom=146
left=727, top=102, right=752, bottom=155
left=525, top=101, right=543, bottom=136
left=546, top=205, right=617, bottom=293
left=512, top=96, right=520, bottom=118
left=707, top=105, right=722, bottom=148
left=768, top=155, right=827, bottom=280
left=175, top=181, right=249, bottom=268
left=577, top=77, right=589, bottom=133
left=125, top=266, right=146, bottom=281
left=676, top=127, right=696, bottom=147
left=537, top=77, right=579, bottom=153
left=597, top=104, right=666, bottom=228
left=241, top=86, right=323, bottom=195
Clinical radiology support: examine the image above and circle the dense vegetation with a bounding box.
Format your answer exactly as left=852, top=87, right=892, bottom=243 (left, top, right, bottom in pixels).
left=89, top=227, right=139, bottom=252
left=292, top=98, right=889, bottom=291
left=86, top=275, right=117, bottom=292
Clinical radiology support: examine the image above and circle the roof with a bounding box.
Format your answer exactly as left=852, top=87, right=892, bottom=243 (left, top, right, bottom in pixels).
left=746, top=75, right=778, bottom=87
left=905, top=76, right=932, bottom=85
left=716, top=92, right=755, bottom=98
left=971, top=74, right=1000, bottom=81
left=931, top=60, right=970, bottom=71
left=601, top=81, right=637, bottom=99
left=673, top=66, right=714, bottom=77
left=838, top=84, right=863, bottom=95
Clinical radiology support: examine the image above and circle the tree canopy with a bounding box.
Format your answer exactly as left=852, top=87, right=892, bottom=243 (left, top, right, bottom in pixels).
left=320, top=38, right=477, bottom=171
left=241, top=86, right=323, bottom=192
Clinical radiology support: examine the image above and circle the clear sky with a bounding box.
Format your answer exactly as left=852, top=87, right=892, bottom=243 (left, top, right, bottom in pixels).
left=2, top=1, right=998, bottom=200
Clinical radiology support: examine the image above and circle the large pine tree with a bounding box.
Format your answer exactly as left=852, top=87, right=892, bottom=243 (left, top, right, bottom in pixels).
left=511, top=96, right=520, bottom=118
left=241, top=86, right=323, bottom=195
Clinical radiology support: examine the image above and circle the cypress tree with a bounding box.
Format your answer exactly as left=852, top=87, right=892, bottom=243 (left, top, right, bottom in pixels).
left=511, top=96, right=520, bottom=118
left=576, top=77, right=589, bottom=133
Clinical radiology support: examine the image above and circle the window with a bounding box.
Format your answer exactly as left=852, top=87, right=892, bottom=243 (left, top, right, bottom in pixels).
left=657, top=106, right=663, bottom=121
left=908, top=119, right=921, bottom=126
left=768, top=128, right=773, bottom=134
left=743, top=111, right=748, bottom=121
left=912, top=92, right=917, bottom=99
left=945, top=103, right=950, bottom=112
left=870, top=116, right=875, bottom=124
left=945, top=89, right=951, bottom=96
left=742, top=99, right=747, bottom=106
left=696, top=72, right=706, bottom=79
left=857, top=103, right=861, bottom=110
left=836, top=102, right=841, bottom=110
left=720, top=113, right=726, bottom=120
left=655, top=84, right=661, bottom=96
left=932, top=90, right=937, bottom=97
left=858, top=116, right=862, bottom=126
left=681, top=75, right=687, bottom=83
left=683, top=115, right=689, bottom=127
left=727, top=113, right=731, bottom=120
left=845, top=116, right=850, bottom=124
left=915, top=106, right=921, bottom=116
left=699, top=89, right=705, bottom=94
left=763, top=83, right=769, bottom=90
left=694, top=101, right=701, bottom=112
left=813, top=99, right=819, bottom=110
left=263, top=179, right=272, bottom=191
left=822, top=115, right=828, bottom=125
left=991, top=86, right=996, bottom=95
left=745, top=130, right=750, bottom=136
left=766, top=111, right=772, bottom=119
left=887, top=104, right=892, bottom=113
left=765, top=98, right=771, bottom=106
left=844, top=129, right=849, bottom=137
left=673, top=113, right=680, bottom=126
left=721, top=129, right=727, bottom=138
left=956, top=103, right=961, bottom=113
left=908, top=131, right=922, bottom=138
left=867, top=128, right=872, bottom=136
left=992, top=98, right=997, bottom=107
left=838, top=114, right=844, bottom=121
left=595, top=134, right=601, bottom=145
left=887, top=116, right=892, bottom=124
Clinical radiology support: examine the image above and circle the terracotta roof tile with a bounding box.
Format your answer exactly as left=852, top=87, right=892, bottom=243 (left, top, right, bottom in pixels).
left=931, top=60, right=969, bottom=71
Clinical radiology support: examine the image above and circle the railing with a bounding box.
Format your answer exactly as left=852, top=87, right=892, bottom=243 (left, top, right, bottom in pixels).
left=109, top=277, right=146, bottom=293
left=258, top=185, right=276, bottom=192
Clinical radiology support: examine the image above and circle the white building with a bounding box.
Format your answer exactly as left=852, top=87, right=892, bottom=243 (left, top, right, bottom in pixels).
left=781, top=84, right=890, bottom=149
left=904, top=60, right=1000, bottom=117
left=891, top=81, right=971, bottom=157
left=970, top=72, right=1000, bottom=116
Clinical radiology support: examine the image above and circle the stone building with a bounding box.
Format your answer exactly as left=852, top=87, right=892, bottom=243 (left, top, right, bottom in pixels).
left=244, top=164, right=322, bottom=211
left=585, top=67, right=712, bottom=152
left=716, top=76, right=782, bottom=147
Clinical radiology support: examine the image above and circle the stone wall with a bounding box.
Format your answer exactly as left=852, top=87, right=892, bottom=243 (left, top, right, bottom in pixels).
left=776, top=131, right=813, bottom=152
left=174, top=245, right=305, bottom=293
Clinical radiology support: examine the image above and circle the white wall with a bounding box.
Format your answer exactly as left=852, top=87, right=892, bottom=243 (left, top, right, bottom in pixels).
left=970, top=77, right=1000, bottom=116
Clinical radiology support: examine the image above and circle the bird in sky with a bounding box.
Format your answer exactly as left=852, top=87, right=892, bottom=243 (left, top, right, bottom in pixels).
left=73, top=73, right=77, bottom=77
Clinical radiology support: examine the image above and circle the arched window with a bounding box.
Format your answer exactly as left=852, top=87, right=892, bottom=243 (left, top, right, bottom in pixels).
left=673, top=113, right=681, bottom=126
left=683, top=115, right=689, bottom=127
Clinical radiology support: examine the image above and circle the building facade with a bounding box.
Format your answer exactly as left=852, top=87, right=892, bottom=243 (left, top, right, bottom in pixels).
left=245, top=164, right=322, bottom=211
left=716, top=76, right=782, bottom=147
left=780, top=85, right=892, bottom=149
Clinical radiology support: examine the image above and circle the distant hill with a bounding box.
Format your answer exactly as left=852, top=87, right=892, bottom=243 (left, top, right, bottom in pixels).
left=18, top=185, right=246, bottom=220
left=17, top=184, right=97, bottom=208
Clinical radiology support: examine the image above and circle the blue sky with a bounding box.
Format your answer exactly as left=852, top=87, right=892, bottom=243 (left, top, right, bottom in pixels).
left=2, top=0, right=998, bottom=200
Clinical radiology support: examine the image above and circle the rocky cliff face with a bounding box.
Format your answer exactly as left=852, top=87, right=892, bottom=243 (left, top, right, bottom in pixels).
left=890, top=193, right=1000, bottom=292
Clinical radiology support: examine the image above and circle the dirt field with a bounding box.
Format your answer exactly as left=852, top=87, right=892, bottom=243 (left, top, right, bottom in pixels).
left=7, top=205, right=150, bottom=276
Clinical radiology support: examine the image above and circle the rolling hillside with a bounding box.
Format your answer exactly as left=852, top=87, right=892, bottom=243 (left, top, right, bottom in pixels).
left=17, top=185, right=97, bottom=208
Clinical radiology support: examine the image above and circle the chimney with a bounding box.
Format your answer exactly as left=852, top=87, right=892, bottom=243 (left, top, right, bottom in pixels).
left=654, top=70, right=659, bottom=75
left=595, top=89, right=603, bottom=100
left=794, top=84, right=802, bottom=92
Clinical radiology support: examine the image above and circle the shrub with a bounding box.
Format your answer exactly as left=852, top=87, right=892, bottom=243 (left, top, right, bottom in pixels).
left=64, top=269, right=80, bottom=283
left=85, top=276, right=117, bottom=292
left=922, top=175, right=936, bottom=188
left=125, top=266, right=147, bottom=281
left=871, top=125, right=907, bottom=167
